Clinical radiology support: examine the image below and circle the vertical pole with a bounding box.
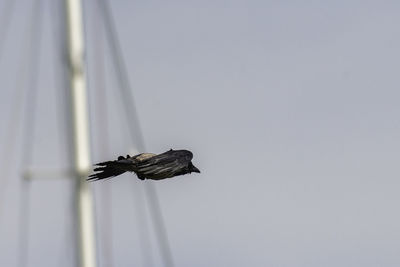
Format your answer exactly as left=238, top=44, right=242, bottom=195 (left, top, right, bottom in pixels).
left=65, top=0, right=97, bottom=267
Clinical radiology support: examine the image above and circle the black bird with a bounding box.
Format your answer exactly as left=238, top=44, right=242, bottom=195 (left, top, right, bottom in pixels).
left=88, top=149, right=200, bottom=181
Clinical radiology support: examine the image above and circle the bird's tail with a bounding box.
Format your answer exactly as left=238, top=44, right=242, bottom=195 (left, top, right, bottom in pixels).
left=87, top=155, right=133, bottom=181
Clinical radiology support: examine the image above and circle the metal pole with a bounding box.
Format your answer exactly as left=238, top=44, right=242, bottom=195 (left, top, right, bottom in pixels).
left=64, top=0, right=97, bottom=267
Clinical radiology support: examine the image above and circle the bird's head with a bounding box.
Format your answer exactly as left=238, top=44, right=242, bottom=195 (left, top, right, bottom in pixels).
left=188, top=162, right=200, bottom=173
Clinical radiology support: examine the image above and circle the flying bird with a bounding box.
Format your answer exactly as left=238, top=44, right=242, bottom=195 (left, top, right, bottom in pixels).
left=88, top=149, right=200, bottom=181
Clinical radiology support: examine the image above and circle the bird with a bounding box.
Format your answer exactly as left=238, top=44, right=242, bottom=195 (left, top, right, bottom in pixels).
left=88, top=149, right=200, bottom=181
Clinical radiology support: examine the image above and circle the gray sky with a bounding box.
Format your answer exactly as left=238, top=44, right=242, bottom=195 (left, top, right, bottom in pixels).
left=1, top=0, right=400, bottom=266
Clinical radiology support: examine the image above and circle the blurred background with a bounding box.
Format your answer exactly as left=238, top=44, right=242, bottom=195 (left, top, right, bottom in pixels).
left=0, top=0, right=400, bottom=266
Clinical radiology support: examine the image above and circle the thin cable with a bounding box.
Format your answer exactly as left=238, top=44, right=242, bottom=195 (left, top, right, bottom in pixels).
left=144, top=185, right=174, bottom=267
left=51, top=0, right=72, bottom=168
left=17, top=0, right=44, bottom=266
left=95, top=1, right=154, bottom=266
left=0, top=0, right=16, bottom=62
left=96, top=0, right=145, bottom=151
left=91, top=1, right=114, bottom=265
left=97, top=1, right=175, bottom=266
left=17, top=180, right=32, bottom=267
left=50, top=1, right=77, bottom=266
left=20, top=0, right=43, bottom=168
left=0, top=0, right=43, bottom=224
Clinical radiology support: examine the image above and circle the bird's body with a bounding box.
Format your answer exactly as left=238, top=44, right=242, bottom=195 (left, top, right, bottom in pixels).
left=88, top=149, right=200, bottom=181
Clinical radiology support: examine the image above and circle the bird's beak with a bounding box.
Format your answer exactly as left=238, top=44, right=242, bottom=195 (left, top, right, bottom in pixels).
left=192, top=166, right=200, bottom=173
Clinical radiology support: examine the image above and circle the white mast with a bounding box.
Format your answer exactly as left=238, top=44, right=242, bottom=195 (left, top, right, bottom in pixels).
left=64, top=0, right=97, bottom=267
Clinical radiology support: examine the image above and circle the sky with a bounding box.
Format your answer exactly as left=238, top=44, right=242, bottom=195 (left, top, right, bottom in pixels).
left=0, top=0, right=400, bottom=266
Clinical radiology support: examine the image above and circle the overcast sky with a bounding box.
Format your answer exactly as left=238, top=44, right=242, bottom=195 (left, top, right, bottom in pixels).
left=1, top=0, right=400, bottom=266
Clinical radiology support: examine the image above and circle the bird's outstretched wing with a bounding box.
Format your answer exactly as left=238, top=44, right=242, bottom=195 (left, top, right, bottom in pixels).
left=135, top=150, right=193, bottom=180
left=87, top=153, right=156, bottom=181
left=88, top=150, right=196, bottom=181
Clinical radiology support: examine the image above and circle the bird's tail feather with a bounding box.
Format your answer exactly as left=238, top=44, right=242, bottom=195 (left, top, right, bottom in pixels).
left=87, top=156, right=133, bottom=181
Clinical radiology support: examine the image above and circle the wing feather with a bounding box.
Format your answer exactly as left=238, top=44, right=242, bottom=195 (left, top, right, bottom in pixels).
left=135, top=150, right=193, bottom=179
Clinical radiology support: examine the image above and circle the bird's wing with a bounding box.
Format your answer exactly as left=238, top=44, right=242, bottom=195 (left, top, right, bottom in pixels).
left=88, top=150, right=193, bottom=181
left=136, top=150, right=193, bottom=178
left=88, top=153, right=156, bottom=181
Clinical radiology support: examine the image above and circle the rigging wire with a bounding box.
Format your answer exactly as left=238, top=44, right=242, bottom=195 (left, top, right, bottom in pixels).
left=51, top=0, right=73, bottom=171
left=17, top=0, right=44, bottom=266
left=96, top=0, right=175, bottom=266
left=96, top=0, right=145, bottom=152
left=49, top=1, right=77, bottom=266
left=17, top=180, right=32, bottom=267
left=0, top=0, right=16, bottom=62
left=95, top=1, right=154, bottom=266
left=91, top=1, right=114, bottom=265
left=0, top=0, right=42, bottom=225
